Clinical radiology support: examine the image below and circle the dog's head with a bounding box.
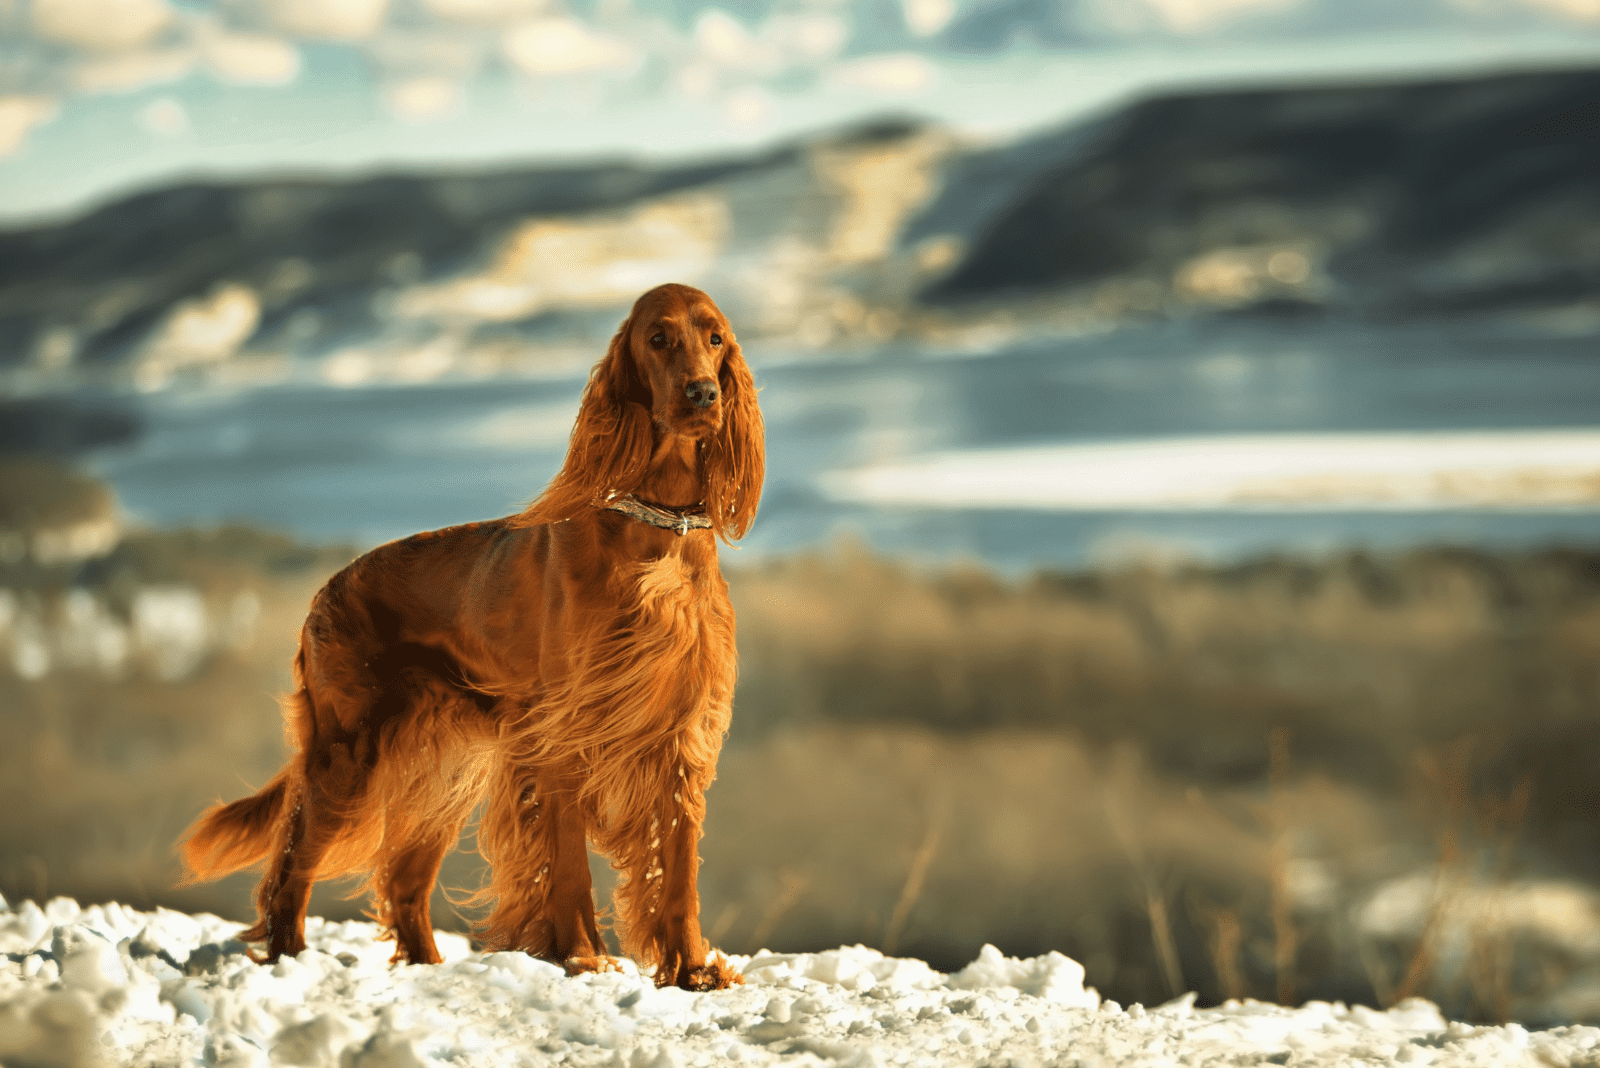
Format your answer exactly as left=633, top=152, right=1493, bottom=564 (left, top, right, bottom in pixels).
left=539, top=284, right=765, bottom=540
left=622, top=284, right=740, bottom=441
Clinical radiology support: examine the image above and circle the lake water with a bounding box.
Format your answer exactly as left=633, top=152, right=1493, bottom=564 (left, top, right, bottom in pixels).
left=86, top=317, right=1600, bottom=574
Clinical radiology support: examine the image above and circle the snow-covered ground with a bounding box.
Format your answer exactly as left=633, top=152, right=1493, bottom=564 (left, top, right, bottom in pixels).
left=4, top=897, right=1599, bottom=1067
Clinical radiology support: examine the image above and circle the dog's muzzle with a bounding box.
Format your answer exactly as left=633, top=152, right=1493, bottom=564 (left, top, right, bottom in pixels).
left=685, top=379, right=719, bottom=409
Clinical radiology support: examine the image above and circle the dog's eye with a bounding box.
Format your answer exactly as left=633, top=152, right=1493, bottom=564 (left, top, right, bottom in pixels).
left=709, top=334, right=722, bottom=347
left=651, top=333, right=667, bottom=348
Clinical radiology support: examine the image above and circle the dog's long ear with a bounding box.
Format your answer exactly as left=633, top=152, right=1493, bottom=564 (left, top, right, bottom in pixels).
left=520, top=318, right=655, bottom=527
left=701, top=333, right=764, bottom=542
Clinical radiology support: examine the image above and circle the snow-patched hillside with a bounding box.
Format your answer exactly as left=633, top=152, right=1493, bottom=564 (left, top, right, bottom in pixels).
left=3, top=896, right=1597, bottom=1067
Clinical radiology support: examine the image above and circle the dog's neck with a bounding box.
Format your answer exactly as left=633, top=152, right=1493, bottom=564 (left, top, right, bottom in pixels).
left=633, top=433, right=705, bottom=511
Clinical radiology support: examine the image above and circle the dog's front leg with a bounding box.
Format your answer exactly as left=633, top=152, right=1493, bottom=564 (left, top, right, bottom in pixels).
left=659, top=805, right=741, bottom=990
left=615, top=763, right=742, bottom=991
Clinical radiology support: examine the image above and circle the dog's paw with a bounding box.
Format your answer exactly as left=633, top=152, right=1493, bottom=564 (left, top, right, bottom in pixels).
left=564, top=954, right=625, bottom=977
left=669, top=952, right=744, bottom=991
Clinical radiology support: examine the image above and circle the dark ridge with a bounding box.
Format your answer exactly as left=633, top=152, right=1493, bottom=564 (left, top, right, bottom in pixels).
left=825, top=115, right=929, bottom=146
left=917, top=66, right=1600, bottom=318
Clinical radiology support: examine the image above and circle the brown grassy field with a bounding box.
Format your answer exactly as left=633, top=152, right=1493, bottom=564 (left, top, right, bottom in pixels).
left=3, top=529, right=1598, bottom=1022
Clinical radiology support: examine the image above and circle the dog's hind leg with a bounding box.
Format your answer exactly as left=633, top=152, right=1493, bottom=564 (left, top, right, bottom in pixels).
left=363, top=682, right=489, bottom=966
left=380, top=813, right=470, bottom=965
left=249, top=734, right=373, bottom=962
left=543, top=771, right=609, bottom=969
left=248, top=648, right=403, bottom=962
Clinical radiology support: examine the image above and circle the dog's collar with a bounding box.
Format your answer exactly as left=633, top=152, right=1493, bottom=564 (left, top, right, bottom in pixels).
left=599, top=494, right=712, bottom=536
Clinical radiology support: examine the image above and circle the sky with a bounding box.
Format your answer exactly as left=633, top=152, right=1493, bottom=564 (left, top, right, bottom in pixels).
left=1, top=0, right=1599, bottom=224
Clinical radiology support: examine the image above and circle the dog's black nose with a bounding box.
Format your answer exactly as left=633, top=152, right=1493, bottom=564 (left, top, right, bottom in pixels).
left=686, top=379, right=719, bottom=409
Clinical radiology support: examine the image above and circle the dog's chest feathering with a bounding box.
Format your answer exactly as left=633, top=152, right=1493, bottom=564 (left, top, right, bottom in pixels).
left=632, top=553, right=735, bottom=689
left=634, top=554, right=701, bottom=617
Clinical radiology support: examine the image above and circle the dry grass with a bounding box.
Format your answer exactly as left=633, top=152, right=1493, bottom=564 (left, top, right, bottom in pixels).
left=883, top=815, right=942, bottom=956
left=1267, top=727, right=1296, bottom=1007
left=1194, top=899, right=1245, bottom=1002
left=1378, top=742, right=1539, bottom=1022
left=728, top=544, right=1600, bottom=776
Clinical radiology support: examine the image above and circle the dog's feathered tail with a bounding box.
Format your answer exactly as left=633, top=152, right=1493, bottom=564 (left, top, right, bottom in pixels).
left=179, top=660, right=316, bottom=887
left=177, top=769, right=292, bottom=885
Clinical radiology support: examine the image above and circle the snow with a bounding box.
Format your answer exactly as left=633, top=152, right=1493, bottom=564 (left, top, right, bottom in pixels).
left=4, top=895, right=1600, bottom=1067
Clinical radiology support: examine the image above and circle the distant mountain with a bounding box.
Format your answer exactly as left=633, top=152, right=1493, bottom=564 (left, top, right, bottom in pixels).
left=0, top=119, right=954, bottom=390
left=0, top=149, right=797, bottom=378
left=0, top=65, right=1595, bottom=393
left=918, top=66, right=1600, bottom=321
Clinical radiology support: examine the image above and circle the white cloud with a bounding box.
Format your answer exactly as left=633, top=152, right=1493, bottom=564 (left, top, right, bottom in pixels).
left=31, top=0, right=175, bottom=52
left=1451, top=0, right=1600, bottom=17
left=902, top=0, right=956, bottom=37
left=383, top=75, right=461, bottom=119
left=724, top=84, right=773, bottom=127
left=421, top=0, right=546, bottom=25
left=826, top=53, right=935, bottom=94
left=368, top=30, right=483, bottom=77
left=673, top=9, right=846, bottom=99
left=199, top=24, right=301, bottom=85
left=696, top=8, right=756, bottom=64
left=73, top=47, right=194, bottom=92
left=0, top=96, right=59, bottom=157
left=674, top=61, right=717, bottom=99
left=763, top=12, right=849, bottom=64
left=139, top=95, right=188, bottom=136
left=261, top=0, right=390, bottom=40
left=1138, top=0, right=1301, bottom=33
left=502, top=17, right=636, bottom=76
left=1520, top=0, right=1600, bottom=17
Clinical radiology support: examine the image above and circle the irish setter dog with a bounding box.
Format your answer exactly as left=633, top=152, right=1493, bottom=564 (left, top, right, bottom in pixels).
left=179, top=283, right=762, bottom=991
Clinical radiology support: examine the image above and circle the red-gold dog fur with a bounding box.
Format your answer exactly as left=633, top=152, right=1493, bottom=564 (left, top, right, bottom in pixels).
left=178, top=284, right=761, bottom=990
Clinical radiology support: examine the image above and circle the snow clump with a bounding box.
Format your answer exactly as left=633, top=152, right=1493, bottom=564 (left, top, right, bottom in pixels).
left=4, top=894, right=1600, bottom=1066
